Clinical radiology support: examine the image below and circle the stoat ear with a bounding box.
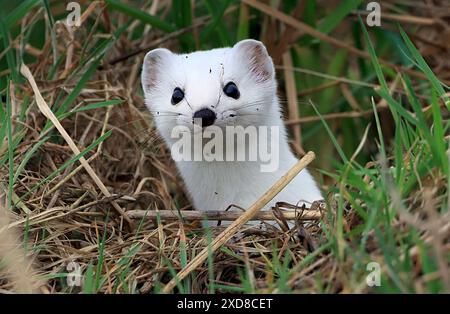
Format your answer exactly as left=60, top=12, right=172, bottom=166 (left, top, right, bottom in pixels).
left=141, top=48, right=172, bottom=94
left=232, top=39, right=274, bottom=83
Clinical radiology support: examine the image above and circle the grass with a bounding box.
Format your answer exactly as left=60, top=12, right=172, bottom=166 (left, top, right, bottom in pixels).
left=0, top=0, right=449, bottom=294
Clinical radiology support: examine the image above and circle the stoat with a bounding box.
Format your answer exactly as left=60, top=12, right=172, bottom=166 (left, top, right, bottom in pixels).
left=141, top=39, right=322, bottom=226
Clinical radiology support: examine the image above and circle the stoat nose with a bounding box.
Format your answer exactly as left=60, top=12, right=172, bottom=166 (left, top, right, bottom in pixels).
left=193, top=108, right=216, bottom=127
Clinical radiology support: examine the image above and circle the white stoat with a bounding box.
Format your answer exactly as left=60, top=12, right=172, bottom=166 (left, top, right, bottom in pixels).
left=141, top=39, right=322, bottom=225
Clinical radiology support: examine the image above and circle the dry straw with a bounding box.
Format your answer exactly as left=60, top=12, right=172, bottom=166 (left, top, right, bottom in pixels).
left=20, top=63, right=133, bottom=228
left=0, top=192, right=42, bottom=293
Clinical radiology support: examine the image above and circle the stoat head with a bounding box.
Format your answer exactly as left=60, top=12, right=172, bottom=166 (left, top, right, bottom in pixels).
left=141, top=40, right=278, bottom=141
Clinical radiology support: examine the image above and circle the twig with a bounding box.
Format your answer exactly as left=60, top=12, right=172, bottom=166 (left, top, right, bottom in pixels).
left=283, top=52, right=302, bottom=150
left=285, top=108, right=378, bottom=124
left=162, top=151, right=316, bottom=293
left=127, top=208, right=322, bottom=221
left=353, top=11, right=435, bottom=26
left=106, top=25, right=202, bottom=66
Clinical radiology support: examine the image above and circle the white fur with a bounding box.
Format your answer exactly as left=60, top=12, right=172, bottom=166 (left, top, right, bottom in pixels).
left=141, top=40, right=323, bottom=225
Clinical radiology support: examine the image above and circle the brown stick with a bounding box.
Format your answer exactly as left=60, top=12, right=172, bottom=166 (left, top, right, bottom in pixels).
left=285, top=108, right=377, bottom=124
left=283, top=52, right=302, bottom=150
left=353, top=11, right=435, bottom=26
left=127, top=209, right=322, bottom=221
left=162, top=151, right=316, bottom=293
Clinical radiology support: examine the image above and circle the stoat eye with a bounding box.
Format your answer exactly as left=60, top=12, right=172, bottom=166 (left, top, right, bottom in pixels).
left=223, top=82, right=240, bottom=99
left=171, top=87, right=184, bottom=105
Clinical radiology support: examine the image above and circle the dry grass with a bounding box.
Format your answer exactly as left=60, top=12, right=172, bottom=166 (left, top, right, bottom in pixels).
left=0, top=192, right=42, bottom=293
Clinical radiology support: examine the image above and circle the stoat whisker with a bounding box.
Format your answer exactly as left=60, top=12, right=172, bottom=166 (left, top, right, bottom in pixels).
left=234, top=113, right=275, bottom=118
left=149, top=110, right=178, bottom=115
left=150, top=112, right=178, bottom=115
left=228, top=101, right=266, bottom=111
left=151, top=113, right=179, bottom=116
left=149, top=111, right=190, bottom=118
left=213, top=91, right=223, bottom=109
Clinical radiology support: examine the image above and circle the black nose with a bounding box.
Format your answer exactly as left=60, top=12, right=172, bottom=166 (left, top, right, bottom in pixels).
left=193, top=108, right=216, bottom=127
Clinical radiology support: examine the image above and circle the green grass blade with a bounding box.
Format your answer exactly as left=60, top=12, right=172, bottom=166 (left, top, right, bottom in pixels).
left=236, top=2, right=249, bottom=41
left=359, top=16, right=388, bottom=91
left=200, top=0, right=232, bottom=46
left=58, top=99, right=124, bottom=121
left=318, top=0, right=362, bottom=34
left=399, top=26, right=449, bottom=105
left=83, top=263, right=95, bottom=294
left=6, top=81, right=14, bottom=209
left=13, top=135, right=50, bottom=183
left=310, top=101, right=348, bottom=163
left=5, top=0, right=40, bottom=27
left=0, top=15, right=18, bottom=83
